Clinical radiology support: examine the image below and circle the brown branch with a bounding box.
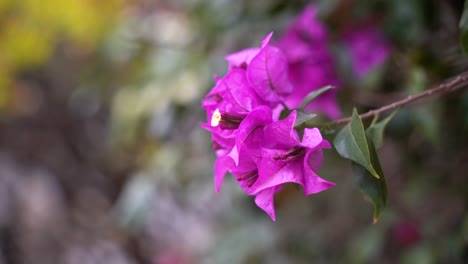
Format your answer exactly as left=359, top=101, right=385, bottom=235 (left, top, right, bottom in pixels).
left=326, top=71, right=468, bottom=127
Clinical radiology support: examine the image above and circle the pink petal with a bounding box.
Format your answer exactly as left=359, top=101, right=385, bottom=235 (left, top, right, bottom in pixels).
left=199, top=122, right=236, bottom=151
left=235, top=106, right=272, bottom=159
left=301, top=149, right=335, bottom=195
left=276, top=34, right=314, bottom=62
left=207, top=75, right=227, bottom=96
left=283, top=56, right=341, bottom=119
left=225, top=48, right=260, bottom=69
left=260, top=32, right=274, bottom=47
left=342, top=25, right=391, bottom=78
left=276, top=4, right=328, bottom=62
left=254, top=187, right=277, bottom=221
left=214, top=155, right=235, bottom=192
left=224, top=69, right=263, bottom=111
left=293, top=5, right=327, bottom=39
left=227, top=145, right=239, bottom=166
left=231, top=149, right=260, bottom=193
left=306, top=147, right=324, bottom=172
left=263, top=111, right=300, bottom=149
left=300, top=128, right=323, bottom=149
left=253, top=154, right=304, bottom=194
left=247, top=45, right=292, bottom=103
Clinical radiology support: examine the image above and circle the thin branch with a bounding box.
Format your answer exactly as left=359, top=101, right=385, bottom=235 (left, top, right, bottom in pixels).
left=325, top=71, right=468, bottom=127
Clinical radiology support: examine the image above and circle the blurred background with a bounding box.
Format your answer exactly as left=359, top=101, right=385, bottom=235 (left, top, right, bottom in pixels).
left=0, top=0, right=467, bottom=263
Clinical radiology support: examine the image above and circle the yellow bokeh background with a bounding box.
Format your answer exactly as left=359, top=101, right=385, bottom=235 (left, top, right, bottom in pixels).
left=0, top=0, right=122, bottom=110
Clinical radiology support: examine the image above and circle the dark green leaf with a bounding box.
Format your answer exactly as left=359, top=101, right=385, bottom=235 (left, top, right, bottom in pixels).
left=294, top=109, right=317, bottom=127
left=299, top=85, right=335, bottom=109
left=366, top=110, right=399, bottom=149
left=460, top=0, right=468, bottom=54
left=352, top=137, right=388, bottom=223
left=333, top=108, right=380, bottom=178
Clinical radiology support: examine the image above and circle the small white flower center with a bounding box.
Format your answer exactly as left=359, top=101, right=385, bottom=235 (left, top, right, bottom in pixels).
left=211, top=109, right=221, bottom=127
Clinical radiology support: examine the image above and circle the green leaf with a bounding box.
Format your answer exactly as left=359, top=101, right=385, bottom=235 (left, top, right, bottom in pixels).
left=366, top=110, right=399, bottom=149
left=352, top=136, right=388, bottom=224
left=460, top=0, right=468, bottom=54
left=294, top=109, right=317, bottom=127
left=333, top=108, right=380, bottom=178
left=299, top=85, right=335, bottom=109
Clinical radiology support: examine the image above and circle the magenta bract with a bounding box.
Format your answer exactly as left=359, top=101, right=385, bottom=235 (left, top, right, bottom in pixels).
left=276, top=4, right=341, bottom=119
left=342, top=24, right=391, bottom=78
left=202, top=23, right=338, bottom=220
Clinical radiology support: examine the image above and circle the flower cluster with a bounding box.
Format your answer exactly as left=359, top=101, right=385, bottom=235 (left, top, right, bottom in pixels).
left=277, top=4, right=341, bottom=119
left=342, top=24, right=391, bottom=78
left=201, top=4, right=390, bottom=221
left=201, top=32, right=334, bottom=221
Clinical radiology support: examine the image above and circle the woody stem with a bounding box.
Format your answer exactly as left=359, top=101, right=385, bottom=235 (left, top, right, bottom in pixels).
left=325, top=71, right=468, bottom=127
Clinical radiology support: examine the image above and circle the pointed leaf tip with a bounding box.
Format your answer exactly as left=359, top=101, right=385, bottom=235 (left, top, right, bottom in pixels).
left=366, top=109, right=399, bottom=149
left=333, top=108, right=380, bottom=179
left=294, top=109, right=317, bottom=127
left=352, top=137, right=387, bottom=223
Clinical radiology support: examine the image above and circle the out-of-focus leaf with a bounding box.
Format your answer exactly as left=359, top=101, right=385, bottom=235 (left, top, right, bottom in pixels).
left=333, top=108, right=380, bottom=178
left=294, top=109, right=316, bottom=127
left=316, top=0, right=340, bottom=18
left=299, top=85, right=335, bottom=109
left=386, top=0, right=427, bottom=45
left=407, top=67, right=427, bottom=93
left=366, top=110, right=399, bottom=149
left=405, top=67, right=439, bottom=143
left=400, top=244, right=433, bottom=264
left=348, top=218, right=391, bottom=264
left=412, top=105, right=439, bottom=144
left=459, top=0, right=468, bottom=54
left=114, top=173, right=156, bottom=229
left=352, top=136, right=387, bottom=223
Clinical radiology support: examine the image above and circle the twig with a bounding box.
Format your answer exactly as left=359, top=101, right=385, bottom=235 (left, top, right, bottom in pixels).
left=325, top=71, right=468, bottom=127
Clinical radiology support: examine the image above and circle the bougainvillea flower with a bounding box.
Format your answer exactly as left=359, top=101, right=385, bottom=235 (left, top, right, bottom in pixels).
left=213, top=139, right=280, bottom=221
left=342, top=24, right=391, bottom=78
left=247, top=35, right=292, bottom=104
left=225, top=33, right=275, bottom=69
left=285, top=57, right=341, bottom=119
left=213, top=106, right=274, bottom=194
left=201, top=69, right=266, bottom=152
left=228, top=145, right=283, bottom=221
left=232, top=106, right=273, bottom=162
left=225, top=111, right=333, bottom=221
left=213, top=106, right=273, bottom=191
left=203, top=69, right=263, bottom=118
left=226, top=33, right=292, bottom=105
left=276, top=4, right=341, bottom=119
left=251, top=111, right=335, bottom=195
left=276, top=5, right=329, bottom=62
left=201, top=11, right=339, bottom=221
left=225, top=48, right=260, bottom=70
